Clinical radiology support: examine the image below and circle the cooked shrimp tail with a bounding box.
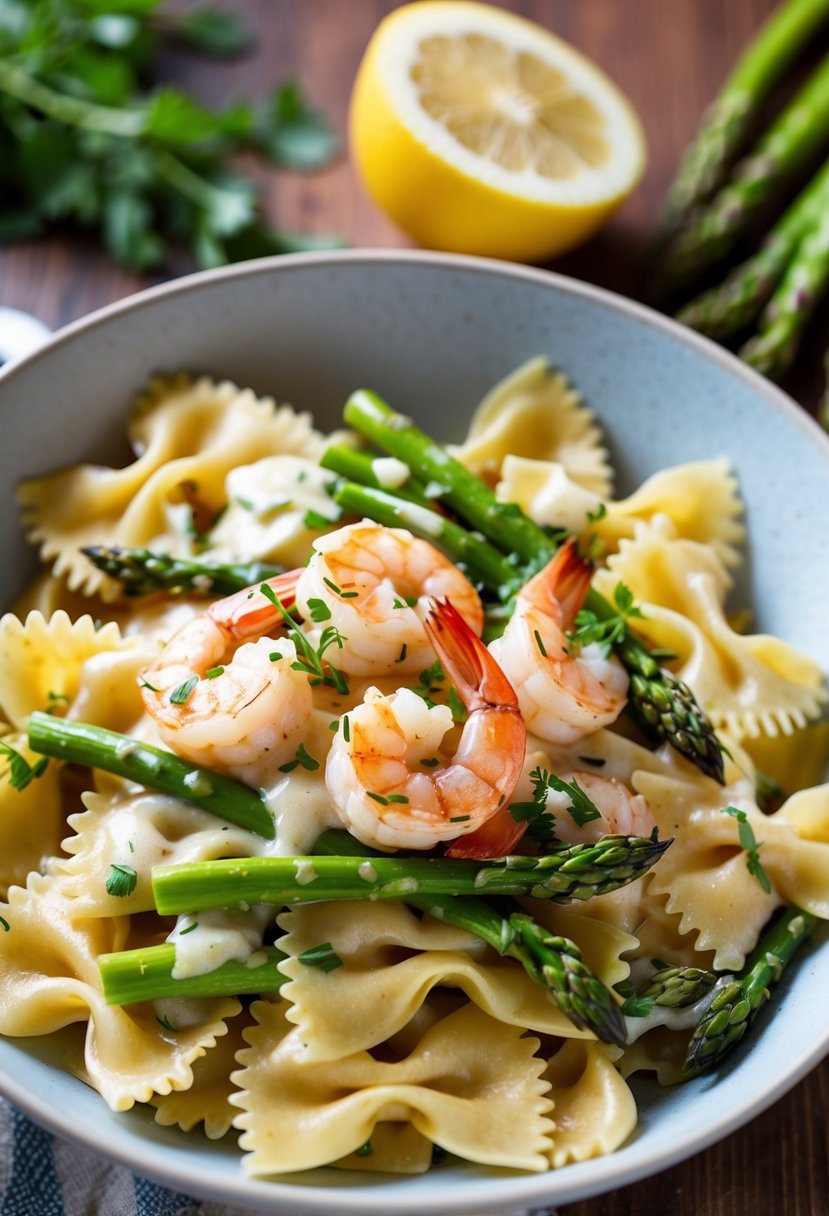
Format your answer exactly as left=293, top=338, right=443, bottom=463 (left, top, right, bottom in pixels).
left=533, top=538, right=594, bottom=625
left=325, top=595, right=526, bottom=853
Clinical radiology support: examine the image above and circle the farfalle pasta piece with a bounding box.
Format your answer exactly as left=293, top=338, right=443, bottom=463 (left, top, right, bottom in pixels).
left=0, top=727, right=65, bottom=898
left=543, top=1039, right=637, bottom=1167
left=278, top=900, right=592, bottom=1061
left=17, top=375, right=331, bottom=600
left=0, top=610, right=141, bottom=730
left=497, top=456, right=744, bottom=567
left=57, top=789, right=261, bottom=916
left=593, top=516, right=827, bottom=739
left=333, top=1122, right=434, bottom=1174
left=449, top=357, right=612, bottom=495
left=152, top=1011, right=252, bottom=1140
left=619, top=1025, right=689, bottom=1086
left=230, top=999, right=552, bottom=1174
left=0, top=874, right=239, bottom=1110
left=525, top=901, right=637, bottom=995
left=637, top=768, right=829, bottom=969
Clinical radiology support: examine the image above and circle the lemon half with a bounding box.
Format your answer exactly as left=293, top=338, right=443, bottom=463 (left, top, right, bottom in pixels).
left=350, top=1, right=646, bottom=262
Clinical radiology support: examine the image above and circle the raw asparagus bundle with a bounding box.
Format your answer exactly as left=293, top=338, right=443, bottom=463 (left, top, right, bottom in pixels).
left=740, top=202, right=829, bottom=378
left=660, top=0, right=829, bottom=232
left=333, top=390, right=725, bottom=784
left=663, top=50, right=829, bottom=288
left=677, top=156, right=829, bottom=341
left=683, top=904, right=817, bottom=1076
left=83, top=545, right=283, bottom=598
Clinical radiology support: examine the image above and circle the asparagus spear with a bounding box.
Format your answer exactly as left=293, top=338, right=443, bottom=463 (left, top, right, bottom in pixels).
left=635, top=965, right=717, bottom=1009
left=152, top=832, right=673, bottom=914
left=83, top=545, right=283, bottom=598
left=337, top=392, right=725, bottom=783
left=683, top=904, right=817, bottom=1077
left=677, top=156, right=829, bottom=340
left=739, top=203, right=829, bottom=379
left=663, top=50, right=829, bottom=288
left=99, top=943, right=287, bottom=1005
left=660, top=0, right=829, bottom=231
left=27, top=711, right=275, bottom=840
left=320, top=444, right=431, bottom=507
left=312, top=830, right=626, bottom=1046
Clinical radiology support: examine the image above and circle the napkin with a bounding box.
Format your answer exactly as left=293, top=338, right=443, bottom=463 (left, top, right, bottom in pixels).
left=0, top=1100, right=256, bottom=1216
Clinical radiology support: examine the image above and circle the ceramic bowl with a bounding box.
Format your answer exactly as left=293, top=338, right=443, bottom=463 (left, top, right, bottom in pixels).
left=1, top=250, right=827, bottom=1214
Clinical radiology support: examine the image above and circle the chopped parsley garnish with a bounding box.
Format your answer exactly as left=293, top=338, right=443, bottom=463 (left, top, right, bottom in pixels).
left=449, top=814, right=471, bottom=823
left=546, top=772, right=603, bottom=827
left=205, top=666, right=224, bottom=679
left=304, top=509, right=334, bottom=530
left=322, top=575, right=358, bottom=599
left=179, top=921, right=199, bottom=936
left=366, top=791, right=409, bottom=805
left=0, top=915, right=9, bottom=932
left=105, top=863, right=138, bottom=898
left=410, top=660, right=446, bottom=707
left=396, top=642, right=408, bottom=663
left=355, top=1140, right=373, bottom=1157
left=508, top=766, right=559, bottom=851
left=567, top=581, right=644, bottom=655
left=722, top=805, right=772, bottom=893
left=342, top=715, right=350, bottom=743
left=0, top=741, right=48, bottom=792
left=306, top=597, right=332, bottom=622
left=169, top=675, right=199, bottom=704
left=278, top=743, right=320, bottom=773
left=156, top=1013, right=177, bottom=1032
left=46, top=690, right=70, bottom=715
left=297, top=942, right=343, bottom=972
left=587, top=502, right=608, bottom=524
left=533, top=629, right=548, bottom=657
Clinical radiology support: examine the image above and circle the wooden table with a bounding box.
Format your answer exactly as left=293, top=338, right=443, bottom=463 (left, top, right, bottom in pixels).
left=1, top=3, right=827, bottom=1213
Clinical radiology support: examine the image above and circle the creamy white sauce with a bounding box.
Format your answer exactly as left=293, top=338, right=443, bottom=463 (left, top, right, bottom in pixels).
left=371, top=456, right=411, bottom=489
left=169, top=904, right=275, bottom=979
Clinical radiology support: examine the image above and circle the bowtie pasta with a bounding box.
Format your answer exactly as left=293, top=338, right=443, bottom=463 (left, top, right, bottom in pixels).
left=2, top=359, right=828, bottom=1180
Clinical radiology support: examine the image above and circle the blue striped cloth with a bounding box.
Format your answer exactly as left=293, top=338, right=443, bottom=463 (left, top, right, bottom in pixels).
left=0, top=1100, right=258, bottom=1216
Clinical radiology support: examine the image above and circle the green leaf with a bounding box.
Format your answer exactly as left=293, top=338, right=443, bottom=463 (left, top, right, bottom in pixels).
left=103, top=189, right=164, bottom=270
left=174, top=7, right=253, bottom=56
left=546, top=772, right=603, bottom=827
left=169, top=675, right=200, bottom=705
left=56, top=46, right=136, bottom=106
left=722, top=805, right=772, bottom=894
left=254, top=81, right=339, bottom=170
left=297, top=941, right=343, bottom=972
left=145, top=87, right=221, bottom=145
left=621, top=993, right=656, bottom=1017
left=0, top=740, right=48, bottom=791
left=105, top=862, right=138, bottom=898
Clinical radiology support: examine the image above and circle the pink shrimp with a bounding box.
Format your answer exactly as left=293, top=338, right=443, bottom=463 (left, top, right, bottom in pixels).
left=139, top=570, right=313, bottom=786
left=490, top=539, right=629, bottom=744
left=325, top=597, right=526, bottom=852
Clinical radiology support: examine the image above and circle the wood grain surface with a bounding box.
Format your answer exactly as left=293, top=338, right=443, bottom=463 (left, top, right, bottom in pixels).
left=1, top=3, right=828, bottom=1213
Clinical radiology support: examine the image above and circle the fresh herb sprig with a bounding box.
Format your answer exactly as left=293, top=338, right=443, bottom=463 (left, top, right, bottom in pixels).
left=567, top=582, right=645, bottom=654
left=722, top=804, right=772, bottom=893
left=0, top=0, right=341, bottom=270
left=0, top=739, right=48, bottom=791
left=259, top=582, right=350, bottom=696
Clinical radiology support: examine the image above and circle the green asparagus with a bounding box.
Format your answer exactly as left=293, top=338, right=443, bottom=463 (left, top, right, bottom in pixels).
left=83, top=545, right=283, bottom=598
left=677, top=156, right=829, bottom=340
left=663, top=50, right=829, bottom=288
left=320, top=444, right=430, bottom=507
left=636, top=965, right=718, bottom=1009
left=337, top=391, right=725, bottom=783
left=152, top=832, right=673, bottom=915
left=660, top=0, right=829, bottom=231
left=740, top=203, right=829, bottom=378
left=683, top=904, right=817, bottom=1076
left=98, top=944, right=287, bottom=1005
left=27, top=712, right=275, bottom=840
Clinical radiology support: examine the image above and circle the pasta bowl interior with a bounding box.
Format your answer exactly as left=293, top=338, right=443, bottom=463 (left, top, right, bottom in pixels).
left=1, top=250, right=828, bottom=1214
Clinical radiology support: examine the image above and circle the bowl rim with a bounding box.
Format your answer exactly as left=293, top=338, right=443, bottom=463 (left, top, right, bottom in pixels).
left=1, top=247, right=828, bottom=1213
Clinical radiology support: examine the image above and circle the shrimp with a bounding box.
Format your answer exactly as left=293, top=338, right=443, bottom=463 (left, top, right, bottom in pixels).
left=545, top=770, right=655, bottom=847
left=139, top=570, right=313, bottom=787
left=490, top=539, right=629, bottom=744
left=325, top=597, right=526, bottom=852
left=295, top=521, right=484, bottom=676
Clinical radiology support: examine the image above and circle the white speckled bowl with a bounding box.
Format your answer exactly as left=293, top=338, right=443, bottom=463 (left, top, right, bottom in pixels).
left=1, top=251, right=827, bottom=1214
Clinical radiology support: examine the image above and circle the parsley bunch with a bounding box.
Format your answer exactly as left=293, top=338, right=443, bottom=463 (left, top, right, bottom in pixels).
left=0, top=0, right=341, bottom=270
